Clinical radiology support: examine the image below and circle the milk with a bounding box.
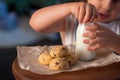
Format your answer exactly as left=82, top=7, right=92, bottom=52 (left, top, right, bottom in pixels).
left=76, top=23, right=96, bottom=61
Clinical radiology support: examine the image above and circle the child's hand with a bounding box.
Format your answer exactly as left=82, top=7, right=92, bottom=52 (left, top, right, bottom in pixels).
left=71, top=2, right=97, bottom=24
left=83, top=23, right=120, bottom=51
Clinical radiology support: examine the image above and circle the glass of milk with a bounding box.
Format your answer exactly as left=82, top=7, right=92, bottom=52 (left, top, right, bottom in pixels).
left=76, top=23, right=96, bottom=61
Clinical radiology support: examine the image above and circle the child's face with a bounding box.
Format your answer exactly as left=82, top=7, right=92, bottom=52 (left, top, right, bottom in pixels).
left=88, top=0, right=120, bottom=23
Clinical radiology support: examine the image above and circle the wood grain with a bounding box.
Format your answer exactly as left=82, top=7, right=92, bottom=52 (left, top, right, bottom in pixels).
left=12, top=59, right=120, bottom=80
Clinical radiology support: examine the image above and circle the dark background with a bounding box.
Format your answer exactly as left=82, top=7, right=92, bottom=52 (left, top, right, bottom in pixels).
left=0, top=0, right=75, bottom=80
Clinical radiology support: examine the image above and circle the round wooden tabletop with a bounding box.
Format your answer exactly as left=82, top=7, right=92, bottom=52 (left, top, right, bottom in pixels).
left=12, top=58, right=120, bottom=80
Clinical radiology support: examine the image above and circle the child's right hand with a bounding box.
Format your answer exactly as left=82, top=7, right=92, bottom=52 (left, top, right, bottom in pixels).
left=70, top=2, right=97, bottom=24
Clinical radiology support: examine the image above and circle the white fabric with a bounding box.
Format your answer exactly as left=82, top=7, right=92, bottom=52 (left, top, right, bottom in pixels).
left=96, top=18, right=120, bottom=35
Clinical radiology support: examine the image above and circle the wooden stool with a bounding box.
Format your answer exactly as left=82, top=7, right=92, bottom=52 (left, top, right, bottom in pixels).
left=12, top=58, right=120, bottom=80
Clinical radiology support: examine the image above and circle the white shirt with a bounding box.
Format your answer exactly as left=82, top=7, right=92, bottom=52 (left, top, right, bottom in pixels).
left=97, top=19, right=120, bottom=35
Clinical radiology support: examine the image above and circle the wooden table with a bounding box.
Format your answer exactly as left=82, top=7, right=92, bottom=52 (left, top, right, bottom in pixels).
left=12, top=58, right=120, bottom=80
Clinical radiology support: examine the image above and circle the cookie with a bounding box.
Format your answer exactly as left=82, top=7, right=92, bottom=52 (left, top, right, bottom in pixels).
left=38, top=52, right=52, bottom=66
left=65, top=52, right=78, bottom=65
left=50, top=45, right=68, bottom=58
left=49, top=57, right=69, bottom=71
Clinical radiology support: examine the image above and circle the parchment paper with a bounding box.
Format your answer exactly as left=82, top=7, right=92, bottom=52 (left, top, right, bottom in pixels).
left=17, top=45, right=120, bottom=75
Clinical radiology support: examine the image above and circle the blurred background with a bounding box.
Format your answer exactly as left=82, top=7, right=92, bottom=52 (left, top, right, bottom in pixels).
left=0, top=0, right=73, bottom=80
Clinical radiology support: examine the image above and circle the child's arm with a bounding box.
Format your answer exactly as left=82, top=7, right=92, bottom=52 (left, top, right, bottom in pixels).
left=30, top=3, right=70, bottom=33
left=29, top=2, right=97, bottom=33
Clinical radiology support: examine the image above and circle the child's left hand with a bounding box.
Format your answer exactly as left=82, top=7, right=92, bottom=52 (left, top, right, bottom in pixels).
left=83, top=23, right=120, bottom=51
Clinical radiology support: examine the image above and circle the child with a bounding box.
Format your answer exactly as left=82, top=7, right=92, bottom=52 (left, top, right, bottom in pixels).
left=29, top=0, right=120, bottom=54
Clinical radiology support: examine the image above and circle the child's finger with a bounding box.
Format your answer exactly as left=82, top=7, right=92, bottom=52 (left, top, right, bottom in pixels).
left=89, top=32, right=97, bottom=39
left=89, top=39, right=97, bottom=46
left=83, top=32, right=89, bottom=37
left=83, top=39, right=89, bottom=44
left=87, top=36, right=105, bottom=51
left=83, top=32, right=97, bottom=39
left=83, top=4, right=92, bottom=23
left=94, top=23, right=106, bottom=30
left=88, top=43, right=102, bottom=51
left=78, top=4, right=86, bottom=24
left=88, top=7, right=97, bottom=23
left=83, top=38, right=97, bottom=45
left=86, top=25, right=98, bottom=31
